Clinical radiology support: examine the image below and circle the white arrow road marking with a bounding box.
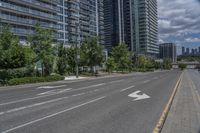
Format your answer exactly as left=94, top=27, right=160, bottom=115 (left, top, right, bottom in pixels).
left=128, top=90, right=150, bottom=101
left=37, top=88, right=72, bottom=96
left=36, top=85, right=67, bottom=89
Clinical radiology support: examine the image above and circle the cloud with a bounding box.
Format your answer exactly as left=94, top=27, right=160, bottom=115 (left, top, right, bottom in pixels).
left=158, top=0, right=200, bottom=45
left=185, top=37, right=200, bottom=43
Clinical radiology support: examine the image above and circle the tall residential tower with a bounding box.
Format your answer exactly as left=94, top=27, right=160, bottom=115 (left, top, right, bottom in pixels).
left=104, top=0, right=159, bottom=56
left=0, top=0, right=104, bottom=46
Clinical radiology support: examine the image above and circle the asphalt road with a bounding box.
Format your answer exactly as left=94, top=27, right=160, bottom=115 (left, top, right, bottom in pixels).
left=186, top=69, right=200, bottom=95
left=0, top=70, right=181, bottom=133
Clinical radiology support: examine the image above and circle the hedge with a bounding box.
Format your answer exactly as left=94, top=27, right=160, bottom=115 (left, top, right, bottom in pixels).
left=0, top=67, right=34, bottom=81
left=7, top=75, right=65, bottom=86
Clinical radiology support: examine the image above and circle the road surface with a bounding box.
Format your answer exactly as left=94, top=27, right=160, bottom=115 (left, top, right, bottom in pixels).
left=0, top=70, right=181, bottom=133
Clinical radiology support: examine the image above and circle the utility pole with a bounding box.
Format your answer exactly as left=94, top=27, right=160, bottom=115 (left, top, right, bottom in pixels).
left=75, top=23, right=80, bottom=79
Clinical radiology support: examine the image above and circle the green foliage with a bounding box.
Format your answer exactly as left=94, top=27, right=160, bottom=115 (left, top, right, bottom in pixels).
left=7, top=75, right=64, bottom=86
left=178, top=63, right=187, bottom=70
left=0, top=26, right=27, bottom=69
left=111, top=43, right=132, bottom=71
left=80, top=37, right=104, bottom=73
left=137, top=55, right=148, bottom=69
left=28, top=25, right=54, bottom=76
left=163, top=58, right=172, bottom=70
left=0, top=67, right=35, bottom=81
left=66, top=45, right=77, bottom=74
left=24, top=47, right=36, bottom=65
left=57, top=44, right=68, bottom=75
left=178, top=55, right=200, bottom=62
left=105, top=57, right=116, bottom=73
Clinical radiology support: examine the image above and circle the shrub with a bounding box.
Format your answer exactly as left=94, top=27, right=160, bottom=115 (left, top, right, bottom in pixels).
left=0, top=67, right=35, bottom=81
left=178, top=64, right=187, bottom=70
left=7, top=75, right=64, bottom=86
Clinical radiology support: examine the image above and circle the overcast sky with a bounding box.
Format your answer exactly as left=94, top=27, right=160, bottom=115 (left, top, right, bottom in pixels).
left=158, top=0, right=200, bottom=52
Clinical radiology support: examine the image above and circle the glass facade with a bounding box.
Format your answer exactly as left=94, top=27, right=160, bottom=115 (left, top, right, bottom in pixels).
left=104, top=0, right=159, bottom=56
left=0, top=0, right=60, bottom=43
left=103, top=0, right=125, bottom=52
left=0, top=0, right=104, bottom=45
left=160, top=43, right=177, bottom=63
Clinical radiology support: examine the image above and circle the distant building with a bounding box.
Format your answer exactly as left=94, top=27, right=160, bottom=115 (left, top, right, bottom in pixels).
left=160, top=43, right=177, bottom=63
left=191, top=49, right=195, bottom=55
left=182, top=47, right=185, bottom=55
left=199, top=47, right=200, bottom=54
left=186, top=48, right=190, bottom=55
left=194, top=48, right=198, bottom=54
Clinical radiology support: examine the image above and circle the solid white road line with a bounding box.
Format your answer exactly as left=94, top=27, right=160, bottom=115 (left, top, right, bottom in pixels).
left=2, top=96, right=106, bottom=133
left=37, top=88, right=72, bottom=96
left=36, top=85, right=67, bottom=90
left=72, top=93, right=85, bottom=97
left=120, top=85, right=135, bottom=92
left=0, top=96, right=69, bottom=116
left=0, top=88, right=72, bottom=106
left=0, top=83, right=107, bottom=106
left=109, top=79, right=125, bottom=84
left=143, top=80, right=150, bottom=83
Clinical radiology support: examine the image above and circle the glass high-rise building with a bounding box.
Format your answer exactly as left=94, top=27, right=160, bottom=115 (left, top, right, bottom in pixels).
left=131, top=0, right=159, bottom=56
left=0, top=0, right=61, bottom=44
left=104, top=0, right=159, bottom=57
left=160, top=43, right=177, bottom=63
left=0, top=0, right=104, bottom=46
left=103, top=0, right=125, bottom=52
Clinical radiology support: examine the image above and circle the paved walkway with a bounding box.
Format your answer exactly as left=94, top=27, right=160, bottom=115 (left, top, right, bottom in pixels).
left=162, top=71, right=200, bottom=133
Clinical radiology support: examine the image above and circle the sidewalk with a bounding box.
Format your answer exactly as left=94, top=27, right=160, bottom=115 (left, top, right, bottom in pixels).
left=162, top=71, right=200, bottom=133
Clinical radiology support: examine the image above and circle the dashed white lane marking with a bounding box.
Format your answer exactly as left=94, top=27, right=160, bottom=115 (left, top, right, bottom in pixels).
left=1, top=96, right=106, bottom=133
left=0, top=83, right=106, bottom=106
left=72, top=93, right=85, bottom=97
left=120, top=85, right=135, bottom=92
left=0, top=96, right=69, bottom=116
left=153, top=77, right=158, bottom=80
left=143, top=80, right=150, bottom=83
left=37, top=88, right=72, bottom=96
left=0, top=112, right=5, bottom=115
left=109, top=79, right=124, bottom=84
left=91, top=83, right=106, bottom=87
left=36, top=85, right=67, bottom=90
left=0, top=94, right=58, bottom=106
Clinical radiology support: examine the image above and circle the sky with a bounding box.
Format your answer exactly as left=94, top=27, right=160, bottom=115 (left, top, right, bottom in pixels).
left=158, top=0, right=200, bottom=53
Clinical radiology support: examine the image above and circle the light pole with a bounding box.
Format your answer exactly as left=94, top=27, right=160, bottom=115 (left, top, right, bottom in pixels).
left=75, top=23, right=80, bottom=79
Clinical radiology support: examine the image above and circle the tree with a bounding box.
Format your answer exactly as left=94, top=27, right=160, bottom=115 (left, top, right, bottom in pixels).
left=178, top=63, right=187, bottom=70
left=112, top=43, right=132, bottom=72
left=57, top=44, right=67, bottom=75
left=0, top=26, right=27, bottom=69
left=66, top=46, right=77, bottom=74
left=80, top=37, right=104, bottom=73
left=105, top=57, right=116, bottom=73
left=138, top=55, right=148, bottom=69
left=163, top=58, right=172, bottom=70
left=28, top=25, right=54, bottom=76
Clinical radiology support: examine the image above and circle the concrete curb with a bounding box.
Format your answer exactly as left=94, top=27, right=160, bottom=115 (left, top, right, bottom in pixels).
left=152, top=72, right=183, bottom=133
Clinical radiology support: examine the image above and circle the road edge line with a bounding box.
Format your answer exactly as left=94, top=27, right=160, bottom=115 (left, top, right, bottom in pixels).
left=152, top=72, right=183, bottom=133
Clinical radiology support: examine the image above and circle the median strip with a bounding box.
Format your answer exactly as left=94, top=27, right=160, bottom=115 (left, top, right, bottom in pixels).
left=152, top=73, right=182, bottom=133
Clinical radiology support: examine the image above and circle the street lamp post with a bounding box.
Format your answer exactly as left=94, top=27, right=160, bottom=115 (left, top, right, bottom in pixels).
left=75, top=23, right=80, bottom=79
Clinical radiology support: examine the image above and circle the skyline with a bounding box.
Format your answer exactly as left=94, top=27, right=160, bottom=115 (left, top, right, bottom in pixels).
left=158, top=0, right=200, bottom=52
